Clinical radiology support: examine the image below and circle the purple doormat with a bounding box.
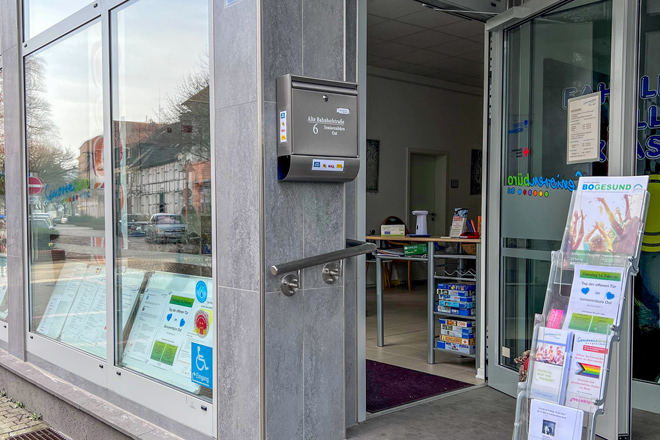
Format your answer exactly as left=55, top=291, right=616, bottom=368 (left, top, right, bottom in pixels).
left=366, top=360, right=473, bottom=413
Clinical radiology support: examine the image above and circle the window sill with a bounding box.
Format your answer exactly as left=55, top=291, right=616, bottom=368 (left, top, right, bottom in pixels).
left=0, top=348, right=185, bottom=440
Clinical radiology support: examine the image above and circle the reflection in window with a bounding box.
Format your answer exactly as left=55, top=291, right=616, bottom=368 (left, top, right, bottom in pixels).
left=26, top=22, right=105, bottom=358
left=634, top=0, right=660, bottom=386
left=112, top=0, right=212, bottom=399
left=23, top=0, right=93, bottom=40
left=0, top=69, right=6, bottom=322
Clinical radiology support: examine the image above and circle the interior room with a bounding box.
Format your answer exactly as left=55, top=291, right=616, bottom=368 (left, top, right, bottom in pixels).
left=364, top=0, right=486, bottom=414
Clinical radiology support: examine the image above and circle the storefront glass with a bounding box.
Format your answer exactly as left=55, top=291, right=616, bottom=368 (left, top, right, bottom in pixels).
left=0, top=69, right=6, bottom=322
left=26, top=21, right=105, bottom=358
left=634, top=0, right=660, bottom=387
left=111, top=0, right=213, bottom=399
left=500, top=0, right=612, bottom=370
left=23, top=0, right=92, bottom=40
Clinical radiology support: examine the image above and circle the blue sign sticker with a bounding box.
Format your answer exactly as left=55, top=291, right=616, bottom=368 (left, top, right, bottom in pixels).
left=196, top=281, right=208, bottom=303
left=191, top=343, right=212, bottom=389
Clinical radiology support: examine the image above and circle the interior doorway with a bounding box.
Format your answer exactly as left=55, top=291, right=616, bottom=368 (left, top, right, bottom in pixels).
left=408, top=151, right=447, bottom=236
left=361, top=0, right=486, bottom=418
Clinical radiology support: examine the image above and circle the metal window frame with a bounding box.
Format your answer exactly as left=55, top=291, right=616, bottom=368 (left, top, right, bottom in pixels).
left=485, top=0, right=640, bottom=438
left=18, top=1, right=217, bottom=437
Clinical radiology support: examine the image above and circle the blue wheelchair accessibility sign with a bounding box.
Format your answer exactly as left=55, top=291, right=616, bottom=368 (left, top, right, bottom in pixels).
left=191, top=343, right=213, bottom=389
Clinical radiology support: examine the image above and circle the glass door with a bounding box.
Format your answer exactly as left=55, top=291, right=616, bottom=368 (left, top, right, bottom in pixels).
left=487, top=0, right=613, bottom=395
left=633, top=0, right=660, bottom=414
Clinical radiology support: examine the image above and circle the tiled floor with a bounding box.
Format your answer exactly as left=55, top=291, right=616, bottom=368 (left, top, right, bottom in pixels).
left=347, top=386, right=660, bottom=439
left=366, top=284, right=483, bottom=386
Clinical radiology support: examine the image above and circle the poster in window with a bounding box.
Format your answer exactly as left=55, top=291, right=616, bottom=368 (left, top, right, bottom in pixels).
left=366, top=139, right=379, bottom=193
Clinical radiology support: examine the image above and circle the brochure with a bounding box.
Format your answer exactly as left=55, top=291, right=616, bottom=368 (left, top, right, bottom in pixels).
left=563, top=176, right=648, bottom=266
left=529, top=327, right=574, bottom=404
left=563, top=265, right=624, bottom=335
left=528, top=399, right=584, bottom=440
left=564, top=331, right=610, bottom=413
left=450, top=208, right=468, bottom=238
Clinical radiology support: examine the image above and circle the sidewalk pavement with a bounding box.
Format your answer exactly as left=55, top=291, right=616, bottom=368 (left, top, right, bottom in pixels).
left=0, top=394, right=50, bottom=439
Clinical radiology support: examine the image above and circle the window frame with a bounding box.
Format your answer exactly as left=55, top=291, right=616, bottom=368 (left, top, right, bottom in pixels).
left=19, top=1, right=216, bottom=437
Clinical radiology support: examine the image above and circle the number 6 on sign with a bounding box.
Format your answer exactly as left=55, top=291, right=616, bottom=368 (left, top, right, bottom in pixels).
left=313, top=123, right=318, bottom=135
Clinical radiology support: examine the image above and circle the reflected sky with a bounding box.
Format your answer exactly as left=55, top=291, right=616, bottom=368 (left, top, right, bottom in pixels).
left=112, top=0, right=209, bottom=124
left=26, top=0, right=208, bottom=151
left=24, top=0, right=92, bottom=39
left=26, top=21, right=102, bottom=156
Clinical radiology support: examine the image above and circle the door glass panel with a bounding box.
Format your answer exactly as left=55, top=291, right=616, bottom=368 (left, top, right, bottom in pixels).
left=501, top=257, right=550, bottom=369
left=500, top=0, right=612, bottom=370
left=634, top=0, right=660, bottom=386
left=111, top=0, right=212, bottom=400
left=26, top=22, right=105, bottom=358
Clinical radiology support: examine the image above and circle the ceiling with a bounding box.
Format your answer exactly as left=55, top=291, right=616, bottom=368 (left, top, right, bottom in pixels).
left=367, top=0, right=486, bottom=88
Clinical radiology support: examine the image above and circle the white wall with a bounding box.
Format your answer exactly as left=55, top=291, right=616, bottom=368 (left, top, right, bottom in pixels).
left=366, top=69, right=484, bottom=237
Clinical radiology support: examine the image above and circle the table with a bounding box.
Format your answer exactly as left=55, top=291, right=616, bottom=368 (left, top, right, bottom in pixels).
left=366, top=236, right=482, bottom=371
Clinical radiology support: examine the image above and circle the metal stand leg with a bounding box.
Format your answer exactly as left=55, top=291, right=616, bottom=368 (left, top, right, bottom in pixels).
left=428, top=242, right=435, bottom=364
left=376, top=257, right=384, bottom=347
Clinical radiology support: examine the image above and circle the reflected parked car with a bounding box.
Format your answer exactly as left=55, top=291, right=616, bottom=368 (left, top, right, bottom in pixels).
left=144, top=213, right=188, bottom=243
left=120, top=213, right=149, bottom=237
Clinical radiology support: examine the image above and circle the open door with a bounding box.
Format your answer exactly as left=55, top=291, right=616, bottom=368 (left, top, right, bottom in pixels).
left=485, top=1, right=637, bottom=439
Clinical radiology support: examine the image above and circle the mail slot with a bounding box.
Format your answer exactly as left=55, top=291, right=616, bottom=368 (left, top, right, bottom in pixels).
left=277, top=74, right=359, bottom=182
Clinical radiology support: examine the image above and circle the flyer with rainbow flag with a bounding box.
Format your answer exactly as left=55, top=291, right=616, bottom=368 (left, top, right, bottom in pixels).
left=564, top=331, right=610, bottom=413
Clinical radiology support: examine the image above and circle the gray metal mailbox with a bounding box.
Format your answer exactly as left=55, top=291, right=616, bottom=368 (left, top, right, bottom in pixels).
left=277, top=74, right=359, bottom=182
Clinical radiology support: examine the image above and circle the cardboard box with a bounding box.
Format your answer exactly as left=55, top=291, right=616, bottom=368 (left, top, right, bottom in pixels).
left=436, top=340, right=476, bottom=355
left=441, top=325, right=475, bottom=338
left=438, top=318, right=473, bottom=328
left=437, top=283, right=475, bottom=291
left=438, top=289, right=475, bottom=298
left=437, top=306, right=476, bottom=316
left=440, top=334, right=476, bottom=345
left=381, top=225, right=405, bottom=236
left=437, top=300, right=475, bottom=309
left=438, top=295, right=474, bottom=303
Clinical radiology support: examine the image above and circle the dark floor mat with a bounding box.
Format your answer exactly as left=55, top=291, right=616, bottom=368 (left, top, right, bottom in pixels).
left=367, top=360, right=473, bottom=413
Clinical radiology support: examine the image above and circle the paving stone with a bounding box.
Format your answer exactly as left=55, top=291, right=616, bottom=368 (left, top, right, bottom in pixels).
left=0, top=396, right=49, bottom=440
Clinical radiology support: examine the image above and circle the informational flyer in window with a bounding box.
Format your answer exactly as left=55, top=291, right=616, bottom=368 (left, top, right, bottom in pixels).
left=564, top=331, right=610, bottom=414
left=123, top=272, right=213, bottom=393
left=528, top=399, right=584, bottom=440
left=35, top=262, right=88, bottom=339
left=563, top=265, right=624, bottom=335
left=59, top=265, right=106, bottom=356
left=563, top=176, right=648, bottom=267
left=566, top=92, right=601, bottom=165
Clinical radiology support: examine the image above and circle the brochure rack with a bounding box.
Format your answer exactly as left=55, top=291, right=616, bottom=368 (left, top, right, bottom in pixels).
left=512, top=176, right=650, bottom=440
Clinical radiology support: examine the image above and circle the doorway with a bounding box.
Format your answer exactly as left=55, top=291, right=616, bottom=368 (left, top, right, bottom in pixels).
left=361, top=0, right=486, bottom=418
left=407, top=151, right=447, bottom=236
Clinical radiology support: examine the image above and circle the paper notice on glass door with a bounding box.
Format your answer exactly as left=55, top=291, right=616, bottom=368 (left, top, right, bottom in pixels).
left=566, top=91, right=601, bottom=164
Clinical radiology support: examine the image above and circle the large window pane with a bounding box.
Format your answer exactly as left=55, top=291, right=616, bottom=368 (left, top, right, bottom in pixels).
left=634, top=0, right=660, bottom=387
left=27, top=22, right=105, bottom=358
left=0, top=69, right=6, bottom=322
left=111, top=0, right=212, bottom=399
left=23, top=0, right=93, bottom=40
